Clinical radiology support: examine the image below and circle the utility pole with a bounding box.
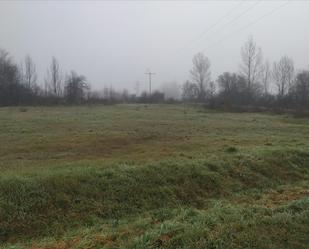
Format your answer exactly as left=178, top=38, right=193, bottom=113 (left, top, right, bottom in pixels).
left=145, top=70, right=156, bottom=95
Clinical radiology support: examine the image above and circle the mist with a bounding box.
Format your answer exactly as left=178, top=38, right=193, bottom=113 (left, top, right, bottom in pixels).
left=2, top=2, right=309, bottom=247
left=0, top=0, right=308, bottom=93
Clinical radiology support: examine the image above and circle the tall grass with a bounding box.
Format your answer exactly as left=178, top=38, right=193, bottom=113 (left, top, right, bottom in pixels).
left=0, top=105, right=308, bottom=248
left=1, top=150, right=308, bottom=242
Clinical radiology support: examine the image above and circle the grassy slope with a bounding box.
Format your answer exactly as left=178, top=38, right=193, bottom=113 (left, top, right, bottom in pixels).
left=0, top=104, right=308, bottom=248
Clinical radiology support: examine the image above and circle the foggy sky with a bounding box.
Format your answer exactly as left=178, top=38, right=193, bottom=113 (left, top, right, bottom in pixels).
left=0, top=0, right=308, bottom=93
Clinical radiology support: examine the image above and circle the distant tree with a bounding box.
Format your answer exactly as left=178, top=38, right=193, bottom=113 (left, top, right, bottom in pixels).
left=217, top=72, right=247, bottom=107
left=150, top=91, right=165, bottom=103
left=0, top=49, right=39, bottom=105
left=139, top=91, right=164, bottom=103
left=190, top=52, right=211, bottom=101
left=108, top=86, right=118, bottom=102
left=87, top=90, right=102, bottom=104
left=240, top=36, right=263, bottom=94
left=122, top=89, right=129, bottom=102
left=139, top=91, right=148, bottom=103
left=0, top=49, right=23, bottom=105
left=182, top=80, right=199, bottom=101
left=208, top=81, right=216, bottom=99
left=207, top=80, right=217, bottom=108
left=261, top=60, right=271, bottom=96
left=64, top=71, right=89, bottom=104
left=293, top=70, right=309, bottom=109
left=102, top=86, right=109, bottom=100
left=45, top=57, right=63, bottom=97
left=23, top=55, right=37, bottom=90
left=272, top=56, right=295, bottom=98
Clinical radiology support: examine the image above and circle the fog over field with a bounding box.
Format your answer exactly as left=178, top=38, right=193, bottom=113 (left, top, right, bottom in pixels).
left=0, top=0, right=308, bottom=92
left=1, top=1, right=309, bottom=248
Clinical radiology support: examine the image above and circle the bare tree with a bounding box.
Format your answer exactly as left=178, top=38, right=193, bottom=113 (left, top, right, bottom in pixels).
left=45, top=57, right=63, bottom=97
left=122, top=89, right=129, bottom=102
left=208, top=81, right=216, bottom=99
left=0, top=49, right=23, bottom=105
left=272, top=56, right=294, bottom=97
left=182, top=80, right=199, bottom=101
left=64, top=71, right=89, bottom=104
left=190, top=52, right=211, bottom=101
left=102, top=86, right=109, bottom=100
left=294, top=70, right=309, bottom=109
left=23, top=55, right=37, bottom=90
left=217, top=72, right=247, bottom=106
left=261, top=60, right=271, bottom=95
left=240, top=36, right=263, bottom=92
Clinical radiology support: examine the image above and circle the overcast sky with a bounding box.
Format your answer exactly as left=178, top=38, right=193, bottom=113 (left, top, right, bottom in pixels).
left=0, top=0, right=308, bottom=92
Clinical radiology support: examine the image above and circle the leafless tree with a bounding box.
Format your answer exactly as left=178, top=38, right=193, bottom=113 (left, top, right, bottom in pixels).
left=272, top=56, right=295, bottom=97
left=103, top=86, right=109, bottom=100
left=294, top=70, right=309, bottom=109
left=217, top=72, right=247, bottom=106
left=240, top=36, right=263, bottom=92
left=261, top=60, right=271, bottom=95
left=0, top=49, right=22, bottom=105
left=122, top=89, right=129, bottom=102
left=23, top=55, right=37, bottom=90
left=190, top=52, right=211, bottom=101
left=208, top=81, right=216, bottom=98
left=182, top=80, right=199, bottom=101
left=64, top=71, right=89, bottom=104
left=45, top=57, right=63, bottom=97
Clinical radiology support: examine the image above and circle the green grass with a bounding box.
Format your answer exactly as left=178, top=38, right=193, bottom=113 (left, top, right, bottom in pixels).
left=0, top=104, right=308, bottom=248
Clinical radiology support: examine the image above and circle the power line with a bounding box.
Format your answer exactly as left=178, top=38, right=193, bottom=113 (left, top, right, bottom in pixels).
left=173, top=1, right=245, bottom=54
left=201, top=0, right=290, bottom=52
left=204, top=1, right=261, bottom=39
left=176, top=0, right=260, bottom=54
left=188, top=1, right=246, bottom=45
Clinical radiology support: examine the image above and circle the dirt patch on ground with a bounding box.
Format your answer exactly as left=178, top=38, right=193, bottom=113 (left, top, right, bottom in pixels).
left=235, top=186, right=309, bottom=208
left=259, top=187, right=309, bottom=208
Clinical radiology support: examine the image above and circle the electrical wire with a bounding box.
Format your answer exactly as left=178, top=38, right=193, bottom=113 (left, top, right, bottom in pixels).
left=201, top=0, right=290, bottom=52
left=177, top=0, right=261, bottom=53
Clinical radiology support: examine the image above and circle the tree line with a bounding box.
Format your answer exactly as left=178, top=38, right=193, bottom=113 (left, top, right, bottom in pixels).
left=1, top=37, right=309, bottom=111
left=0, top=49, right=92, bottom=105
left=0, top=48, right=167, bottom=105
left=183, top=37, right=309, bottom=112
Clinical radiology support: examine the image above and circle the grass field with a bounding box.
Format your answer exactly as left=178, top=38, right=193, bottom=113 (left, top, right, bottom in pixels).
left=0, top=104, right=309, bottom=249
